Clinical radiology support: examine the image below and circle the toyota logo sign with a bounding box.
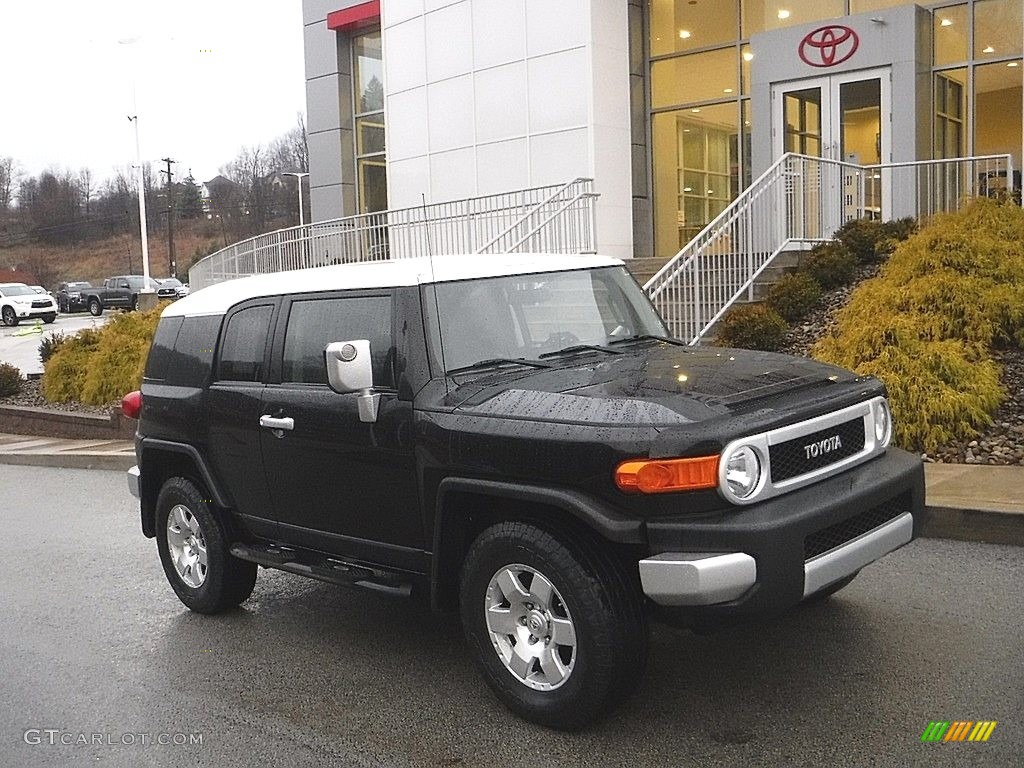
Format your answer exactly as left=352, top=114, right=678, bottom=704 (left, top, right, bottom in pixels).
left=798, top=25, right=859, bottom=68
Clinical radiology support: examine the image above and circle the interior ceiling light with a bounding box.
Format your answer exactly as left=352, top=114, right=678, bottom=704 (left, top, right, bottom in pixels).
left=679, top=29, right=692, bottom=39
left=691, top=108, right=701, bottom=113
left=777, top=9, right=791, bottom=20
left=723, top=88, right=734, bottom=93
left=940, top=18, right=952, bottom=27
left=983, top=45, right=995, bottom=53
left=1009, top=61, right=1020, bottom=67
left=743, top=51, right=754, bottom=61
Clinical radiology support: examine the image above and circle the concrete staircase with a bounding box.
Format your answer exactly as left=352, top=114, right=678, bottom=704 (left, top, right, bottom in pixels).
left=627, top=250, right=804, bottom=304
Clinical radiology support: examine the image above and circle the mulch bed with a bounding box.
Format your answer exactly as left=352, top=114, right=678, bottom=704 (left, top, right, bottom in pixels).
left=0, top=377, right=116, bottom=417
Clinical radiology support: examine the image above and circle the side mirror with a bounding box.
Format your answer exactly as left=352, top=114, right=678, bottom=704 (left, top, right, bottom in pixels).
left=325, top=340, right=380, bottom=423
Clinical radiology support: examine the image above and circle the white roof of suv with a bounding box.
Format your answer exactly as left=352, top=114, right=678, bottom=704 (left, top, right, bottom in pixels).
left=164, top=253, right=624, bottom=317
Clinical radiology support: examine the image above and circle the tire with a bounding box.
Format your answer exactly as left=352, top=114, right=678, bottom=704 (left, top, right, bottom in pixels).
left=43, top=313, right=56, bottom=324
left=88, top=298, right=102, bottom=316
left=460, top=521, right=648, bottom=730
left=2, top=306, right=18, bottom=326
left=804, top=571, right=859, bottom=603
left=131, top=295, right=139, bottom=311
left=155, top=477, right=257, bottom=614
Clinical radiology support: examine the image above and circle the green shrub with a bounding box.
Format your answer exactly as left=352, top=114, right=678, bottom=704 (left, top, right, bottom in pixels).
left=812, top=199, right=1024, bottom=451
left=42, top=305, right=164, bottom=406
left=41, top=328, right=103, bottom=403
left=766, top=272, right=822, bottom=322
left=835, top=218, right=885, bottom=264
left=802, top=242, right=858, bottom=289
left=38, top=331, right=69, bottom=364
left=80, top=308, right=163, bottom=405
left=0, top=363, right=23, bottom=397
left=879, top=216, right=918, bottom=243
left=716, top=304, right=789, bottom=351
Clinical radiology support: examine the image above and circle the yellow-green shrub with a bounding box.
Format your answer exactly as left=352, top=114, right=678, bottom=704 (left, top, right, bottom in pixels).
left=42, top=306, right=164, bottom=406
left=813, top=199, right=1024, bottom=451
left=41, top=328, right=103, bottom=403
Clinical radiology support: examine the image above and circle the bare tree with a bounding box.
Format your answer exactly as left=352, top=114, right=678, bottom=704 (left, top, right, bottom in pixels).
left=0, top=156, right=17, bottom=214
left=78, top=168, right=94, bottom=216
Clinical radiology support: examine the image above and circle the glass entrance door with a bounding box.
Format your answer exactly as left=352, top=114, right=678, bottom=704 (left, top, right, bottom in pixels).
left=773, top=68, right=891, bottom=232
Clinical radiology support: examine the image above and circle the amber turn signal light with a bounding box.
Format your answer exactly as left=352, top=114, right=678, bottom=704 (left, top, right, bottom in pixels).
left=615, top=456, right=720, bottom=494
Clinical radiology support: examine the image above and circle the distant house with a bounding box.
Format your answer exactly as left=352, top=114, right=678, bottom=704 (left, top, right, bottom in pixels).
left=202, top=175, right=243, bottom=218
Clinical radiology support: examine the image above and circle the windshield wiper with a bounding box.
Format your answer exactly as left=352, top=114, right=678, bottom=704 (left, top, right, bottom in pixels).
left=446, top=357, right=553, bottom=375
left=608, top=334, right=688, bottom=348
left=538, top=344, right=621, bottom=359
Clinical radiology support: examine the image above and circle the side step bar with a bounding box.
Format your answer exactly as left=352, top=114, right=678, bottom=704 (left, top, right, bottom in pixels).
left=229, top=543, right=413, bottom=598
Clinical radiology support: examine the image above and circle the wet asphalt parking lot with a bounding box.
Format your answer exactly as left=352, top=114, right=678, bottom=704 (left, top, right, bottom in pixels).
left=0, top=464, right=1021, bottom=767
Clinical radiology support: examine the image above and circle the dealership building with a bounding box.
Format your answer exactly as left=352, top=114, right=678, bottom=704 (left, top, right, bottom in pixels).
left=301, top=0, right=1023, bottom=260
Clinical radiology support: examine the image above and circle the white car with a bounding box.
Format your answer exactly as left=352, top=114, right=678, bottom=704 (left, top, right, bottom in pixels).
left=0, top=282, right=58, bottom=326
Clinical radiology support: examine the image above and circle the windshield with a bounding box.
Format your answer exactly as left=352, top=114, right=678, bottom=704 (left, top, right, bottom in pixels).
left=433, top=266, right=668, bottom=373
left=161, top=278, right=183, bottom=287
left=68, top=282, right=91, bottom=290
left=2, top=285, right=36, bottom=296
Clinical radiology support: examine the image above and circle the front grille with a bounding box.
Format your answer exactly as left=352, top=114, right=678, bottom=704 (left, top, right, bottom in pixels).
left=804, top=493, right=910, bottom=560
left=31, top=300, right=49, bottom=309
left=770, top=417, right=866, bottom=483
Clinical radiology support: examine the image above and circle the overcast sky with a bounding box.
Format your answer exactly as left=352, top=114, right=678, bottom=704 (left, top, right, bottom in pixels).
left=0, top=0, right=306, bottom=186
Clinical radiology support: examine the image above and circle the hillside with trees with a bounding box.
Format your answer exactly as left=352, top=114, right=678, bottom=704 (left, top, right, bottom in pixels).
left=0, top=116, right=309, bottom=287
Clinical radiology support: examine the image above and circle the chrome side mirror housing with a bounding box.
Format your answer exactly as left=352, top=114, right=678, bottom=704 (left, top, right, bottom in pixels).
left=325, top=340, right=379, bottom=423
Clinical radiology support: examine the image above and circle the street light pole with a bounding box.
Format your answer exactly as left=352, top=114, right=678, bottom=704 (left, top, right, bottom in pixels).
left=283, top=172, right=309, bottom=226
left=128, top=114, right=154, bottom=292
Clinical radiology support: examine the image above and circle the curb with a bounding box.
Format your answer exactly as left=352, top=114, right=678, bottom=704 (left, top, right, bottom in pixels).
left=920, top=505, right=1023, bottom=548
left=0, top=453, right=134, bottom=472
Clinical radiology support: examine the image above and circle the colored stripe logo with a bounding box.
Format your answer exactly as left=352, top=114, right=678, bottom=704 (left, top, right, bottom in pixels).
left=921, top=721, right=997, bottom=742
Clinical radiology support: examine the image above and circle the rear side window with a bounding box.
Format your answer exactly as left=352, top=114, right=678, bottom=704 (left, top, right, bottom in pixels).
left=144, top=317, right=183, bottom=381
left=167, top=315, right=221, bottom=386
left=218, top=305, right=273, bottom=382
left=282, top=295, right=393, bottom=386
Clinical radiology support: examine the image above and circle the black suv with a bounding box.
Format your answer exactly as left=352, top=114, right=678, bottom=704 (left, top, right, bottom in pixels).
left=126, top=255, right=924, bottom=729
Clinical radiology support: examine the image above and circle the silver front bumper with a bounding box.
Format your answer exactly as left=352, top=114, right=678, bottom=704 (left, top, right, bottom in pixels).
left=803, top=511, right=913, bottom=597
left=127, top=465, right=140, bottom=499
left=639, top=511, right=914, bottom=607
left=638, top=552, right=756, bottom=606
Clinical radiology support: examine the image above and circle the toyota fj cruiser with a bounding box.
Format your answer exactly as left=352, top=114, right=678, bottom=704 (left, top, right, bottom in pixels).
left=126, top=254, right=924, bottom=729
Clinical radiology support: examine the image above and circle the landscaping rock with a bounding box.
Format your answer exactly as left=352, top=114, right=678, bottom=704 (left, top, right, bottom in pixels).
left=0, top=377, right=115, bottom=417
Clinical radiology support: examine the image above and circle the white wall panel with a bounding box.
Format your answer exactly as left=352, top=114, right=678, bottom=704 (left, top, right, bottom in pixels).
left=529, top=128, right=589, bottom=187
left=387, top=87, right=430, bottom=160
left=471, top=0, right=526, bottom=70
left=474, top=62, right=528, bottom=143
left=430, top=147, right=477, bottom=200
left=427, top=75, right=475, bottom=152
left=524, top=0, right=588, bottom=58
left=385, top=18, right=427, bottom=93
left=476, top=139, right=529, bottom=195
left=527, top=49, right=589, bottom=134
left=425, top=2, right=473, bottom=82
left=386, top=155, right=431, bottom=208
left=382, top=0, right=424, bottom=28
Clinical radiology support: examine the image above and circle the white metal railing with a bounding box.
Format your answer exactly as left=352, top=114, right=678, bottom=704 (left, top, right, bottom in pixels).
left=189, top=180, right=598, bottom=290
left=645, top=153, right=1014, bottom=344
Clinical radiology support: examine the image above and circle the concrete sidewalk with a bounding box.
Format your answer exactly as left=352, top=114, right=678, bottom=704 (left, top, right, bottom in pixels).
left=0, top=433, right=1020, bottom=545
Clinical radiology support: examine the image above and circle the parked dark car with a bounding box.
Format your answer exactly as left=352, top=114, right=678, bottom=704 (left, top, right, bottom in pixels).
left=125, top=255, right=924, bottom=730
left=82, top=275, right=178, bottom=315
left=56, top=281, right=93, bottom=313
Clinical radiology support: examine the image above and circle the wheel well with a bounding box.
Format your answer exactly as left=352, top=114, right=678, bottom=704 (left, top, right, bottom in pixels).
left=431, top=491, right=643, bottom=613
left=139, top=449, right=215, bottom=538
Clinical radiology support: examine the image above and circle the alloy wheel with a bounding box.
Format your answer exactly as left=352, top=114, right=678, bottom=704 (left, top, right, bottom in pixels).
left=484, top=564, right=577, bottom=691
left=166, top=504, right=208, bottom=588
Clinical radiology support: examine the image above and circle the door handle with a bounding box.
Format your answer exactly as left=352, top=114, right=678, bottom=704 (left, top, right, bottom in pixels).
left=259, top=415, right=294, bottom=431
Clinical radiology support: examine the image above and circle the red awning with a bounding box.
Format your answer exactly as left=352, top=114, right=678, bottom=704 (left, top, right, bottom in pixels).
left=327, top=1, right=381, bottom=32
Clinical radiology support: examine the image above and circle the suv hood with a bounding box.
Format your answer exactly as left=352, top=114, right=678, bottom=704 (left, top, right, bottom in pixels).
left=446, top=343, right=867, bottom=426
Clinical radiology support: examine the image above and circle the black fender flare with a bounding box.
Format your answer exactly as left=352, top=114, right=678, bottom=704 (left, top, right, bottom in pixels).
left=138, top=438, right=233, bottom=536
left=430, top=476, right=644, bottom=610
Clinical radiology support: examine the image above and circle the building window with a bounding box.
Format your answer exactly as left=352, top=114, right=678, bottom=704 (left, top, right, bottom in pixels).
left=352, top=30, right=386, bottom=214
left=934, top=70, right=966, bottom=158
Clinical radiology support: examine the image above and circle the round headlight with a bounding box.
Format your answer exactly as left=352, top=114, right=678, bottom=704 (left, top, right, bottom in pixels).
left=724, top=446, right=761, bottom=500
left=874, top=400, right=892, bottom=445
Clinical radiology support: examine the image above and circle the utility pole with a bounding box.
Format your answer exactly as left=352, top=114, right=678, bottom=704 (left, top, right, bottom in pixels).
left=160, top=157, right=177, bottom=278
left=283, top=172, right=310, bottom=226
